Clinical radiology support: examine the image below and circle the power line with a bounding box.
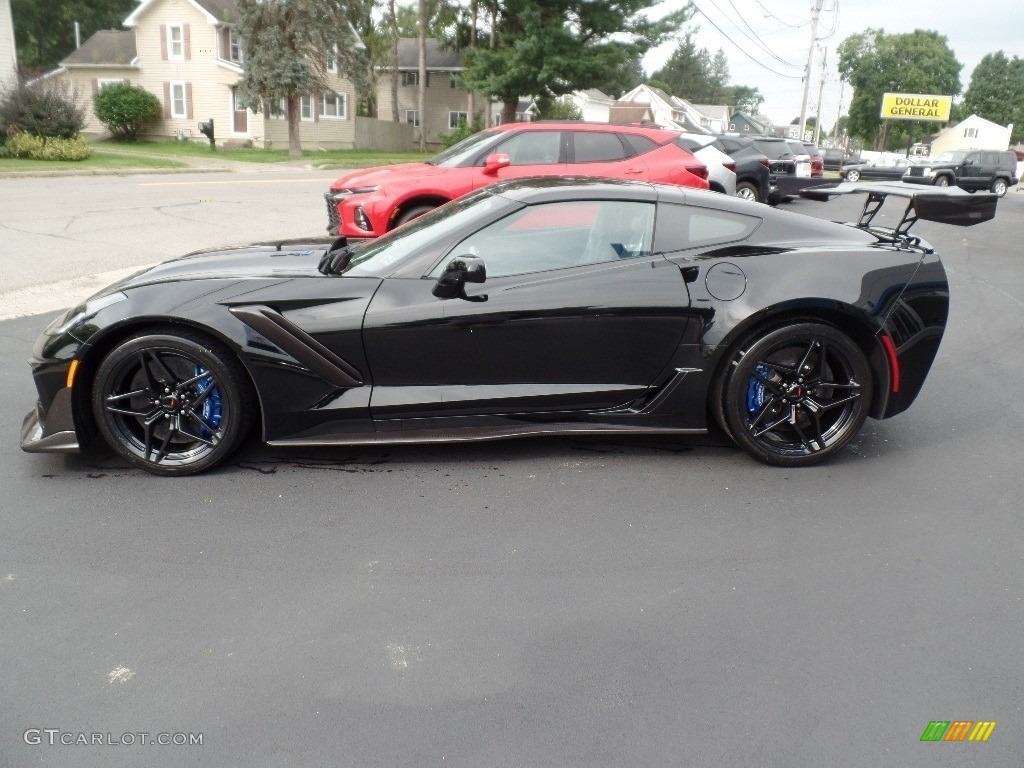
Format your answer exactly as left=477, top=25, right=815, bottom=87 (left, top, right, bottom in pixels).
left=690, top=1, right=804, bottom=79
left=753, top=0, right=809, bottom=29
left=716, top=0, right=805, bottom=69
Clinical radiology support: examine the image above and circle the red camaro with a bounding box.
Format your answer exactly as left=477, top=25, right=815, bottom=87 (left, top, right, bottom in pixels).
left=324, top=122, right=710, bottom=237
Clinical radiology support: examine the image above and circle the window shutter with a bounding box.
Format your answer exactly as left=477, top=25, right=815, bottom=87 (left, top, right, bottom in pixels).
left=185, top=83, right=193, bottom=119
left=163, top=82, right=171, bottom=118
left=160, top=25, right=167, bottom=60
left=183, top=24, right=191, bottom=60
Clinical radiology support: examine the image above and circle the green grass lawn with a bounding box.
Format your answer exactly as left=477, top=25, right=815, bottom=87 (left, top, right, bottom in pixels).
left=0, top=152, right=186, bottom=171
left=96, top=139, right=432, bottom=167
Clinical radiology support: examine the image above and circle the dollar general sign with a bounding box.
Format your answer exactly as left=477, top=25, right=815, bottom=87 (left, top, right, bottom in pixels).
left=880, top=93, right=952, bottom=122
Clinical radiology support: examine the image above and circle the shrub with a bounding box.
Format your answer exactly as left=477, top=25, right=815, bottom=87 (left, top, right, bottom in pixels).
left=6, top=132, right=93, bottom=161
left=439, top=112, right=486, bottom=149
left=534, top=96, right=582, bottom=121
left=93, top=83, right=162, bottom=141
left=0, top=78, right=88, bottom=138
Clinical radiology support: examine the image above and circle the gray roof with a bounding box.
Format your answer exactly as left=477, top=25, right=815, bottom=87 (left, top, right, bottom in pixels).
left=193, top=0, right=238, bottom=23
left=395, top=38, right=463, bottom=70
left=62, top=30, right=137, bottom=67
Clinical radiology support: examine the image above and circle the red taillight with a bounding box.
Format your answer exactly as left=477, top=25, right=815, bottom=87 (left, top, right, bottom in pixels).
left=724, top=162, right=737, bottom=173
left=880, top=333, right=901, bottom=393
left=686, top=164, right=708, bottom=180
left=759, top=159, right=771, bottom=169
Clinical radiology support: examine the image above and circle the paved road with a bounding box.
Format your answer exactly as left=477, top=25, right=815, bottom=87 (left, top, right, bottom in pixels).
left=1, top=184, right=1023, bottom=767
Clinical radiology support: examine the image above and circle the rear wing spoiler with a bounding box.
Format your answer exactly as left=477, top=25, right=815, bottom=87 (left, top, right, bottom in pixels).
left=800, top=181, right=997, bottom=235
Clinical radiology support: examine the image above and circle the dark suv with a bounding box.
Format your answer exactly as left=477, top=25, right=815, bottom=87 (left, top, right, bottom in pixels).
left=904, top=149, right=1019, bottom=197
left=710, top=134, right=772, bottom=203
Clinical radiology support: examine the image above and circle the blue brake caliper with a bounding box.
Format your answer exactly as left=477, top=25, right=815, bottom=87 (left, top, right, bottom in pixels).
left=193, top=365, right=222, bottom=438
left=746, top=364, right=769, bottom=416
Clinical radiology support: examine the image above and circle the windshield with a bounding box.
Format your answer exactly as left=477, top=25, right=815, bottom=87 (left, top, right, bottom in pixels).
left=935, top=150, right=969, bottom=163
left=753, top=141, right=791, bottom=160
left=428, top=129, right=501, bottom=167
left=342, top=189, right=509, bottom=276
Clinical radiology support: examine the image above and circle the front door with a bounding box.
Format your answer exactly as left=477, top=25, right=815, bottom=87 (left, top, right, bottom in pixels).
left=471, top=129, right=567, bottom=188
left=232, top=88, right=247, bottom=133
left=430, top=198, right=691, bottom=417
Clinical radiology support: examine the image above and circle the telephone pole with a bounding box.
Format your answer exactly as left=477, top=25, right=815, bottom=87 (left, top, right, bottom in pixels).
left=813, top=46, right=827, bottom=145
left=833, top=79, right=845, bottom=148
left=798, top=0, right=825, bottom=139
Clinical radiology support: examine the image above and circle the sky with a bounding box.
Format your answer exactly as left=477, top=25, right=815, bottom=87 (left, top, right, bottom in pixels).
left=641, top=0, right=1024, bottom=132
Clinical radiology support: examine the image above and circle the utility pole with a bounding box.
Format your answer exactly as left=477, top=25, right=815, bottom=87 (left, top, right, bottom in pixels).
left=834, top=79, right=845, bottom=149
left=798, top=0, right=825, bottom=139
left=813, top=46, right=827, bottom=145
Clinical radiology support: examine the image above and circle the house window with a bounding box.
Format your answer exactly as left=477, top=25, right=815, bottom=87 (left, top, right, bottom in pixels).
left=229, top=30, right=242, bottom=63
left=322, top=92, right=347, bottom=118
left=327, top=46, right=337, bottom=73
left=270, top=97, right=288, bottom=119
left=97, top=78, right=124, bottom=89
left=449, top=111, right=468, bottom=129
left=405, top=109, right=420, bottom=127
left=729, top=123, right=735, bottom=130
left=450, top=73, right=459, bottom=89
left=301, top=95, right=313, bottom=121
left=402, top=71, right=418, bottom=87
left=492, top=114, right=501, bottom=126
left=170, top=81, right=186, bottom=118
left=168, top=24, right=184, bottom=60
left=964, top=127, right=978, bottom=138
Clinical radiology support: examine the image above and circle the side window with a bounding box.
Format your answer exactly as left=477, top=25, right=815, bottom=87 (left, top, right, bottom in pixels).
left=622, top=133, right=657, bottom=156
left=432, top=200, right=655, bottom=278
left=492, top=131, right=562, bottom=165
left=573, top=131, right=627, bottom=162
left=653, top=204, right=759, bottom=253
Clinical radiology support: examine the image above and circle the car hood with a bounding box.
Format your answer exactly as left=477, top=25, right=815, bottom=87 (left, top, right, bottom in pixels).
left=99, top=244, right=328, bottom=294
left=330, top=162, right=447, bottom=190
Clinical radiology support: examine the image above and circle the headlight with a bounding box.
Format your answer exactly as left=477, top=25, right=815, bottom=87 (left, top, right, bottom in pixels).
left=331, top=185, right=379, bottom=200
left=923, top=167, right=932, bottom=175
left=45, top=292, right=128, bottom=335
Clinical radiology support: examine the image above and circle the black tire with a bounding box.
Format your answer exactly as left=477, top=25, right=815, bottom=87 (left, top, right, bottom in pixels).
left=845, top=169, right=860, bottom=182
left=934, top=175, right=950, bottom=188
left=735, top=182, right=760, bottom=202
left=991, top=178, right=1008, bottom=197
left=392, top=204, right=437, bottom=229
left=716, top=323, right=872, bottom=466
left=91, top=329, right=255, bottom=476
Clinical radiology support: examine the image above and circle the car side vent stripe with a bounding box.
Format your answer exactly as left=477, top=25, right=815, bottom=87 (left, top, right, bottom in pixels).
left=229, top=305, right=364, bottom=389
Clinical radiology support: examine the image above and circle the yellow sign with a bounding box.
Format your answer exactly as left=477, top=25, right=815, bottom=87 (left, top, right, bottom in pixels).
left=880, top=93, right=952, bottom=122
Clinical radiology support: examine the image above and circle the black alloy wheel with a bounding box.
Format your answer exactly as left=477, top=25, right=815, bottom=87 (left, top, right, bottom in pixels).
left=934, top=176, right=950, bottom=187
left=392, top=204, right=436, bottom=229
left=719, top=323, right=872, bottom=466
left=92, top=330, right=255, bottom=475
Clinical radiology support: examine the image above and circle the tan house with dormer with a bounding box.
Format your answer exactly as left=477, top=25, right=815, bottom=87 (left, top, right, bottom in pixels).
left=50, top=0, right=358, bottom=149
left=376, top=38, right=486, bottom=148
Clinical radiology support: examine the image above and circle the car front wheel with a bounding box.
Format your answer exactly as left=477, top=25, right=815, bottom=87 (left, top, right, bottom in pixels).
left=91, top=330, right=255, bottom=476
left=717, top=323, right=872, bottom=466
left=392, top=204, right=437, bottom=229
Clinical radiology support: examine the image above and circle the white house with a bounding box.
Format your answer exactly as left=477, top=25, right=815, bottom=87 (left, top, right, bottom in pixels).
left=0, top=0, right=16, bottom=91
left=615, top=84, right=727, bottom=133
left=558, top=89, right=614, bottom=122
left=930, top=114, right=1012, bottom=157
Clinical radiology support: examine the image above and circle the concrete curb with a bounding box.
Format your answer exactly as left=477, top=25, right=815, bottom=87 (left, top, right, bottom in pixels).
left=0, top=166, right=227, bottom=179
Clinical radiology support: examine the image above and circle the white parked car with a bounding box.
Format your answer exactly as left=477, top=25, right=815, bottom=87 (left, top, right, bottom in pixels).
left=676, top=133, right=738, bottom=196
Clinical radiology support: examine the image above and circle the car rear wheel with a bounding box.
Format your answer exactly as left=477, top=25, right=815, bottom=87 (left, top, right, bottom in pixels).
left=392, top=204, right=437, bottom=229
left=717, top=323, right=872, bottom=466
left=735, top=182, right=759, bottom=202
left=934, top=176, right=950, bottom=187
left=845, top=169, right=860, bottom=182
left=92, top=330, right=255, bottom=476
left=991, top=179, right=1008, bottom=197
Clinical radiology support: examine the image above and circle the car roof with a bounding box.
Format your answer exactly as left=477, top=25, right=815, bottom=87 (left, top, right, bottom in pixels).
left=489, top=121, right=679, bottom=142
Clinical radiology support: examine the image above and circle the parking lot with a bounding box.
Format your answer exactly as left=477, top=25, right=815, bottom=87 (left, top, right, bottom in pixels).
left=2, top=170, right=1023, bottom=767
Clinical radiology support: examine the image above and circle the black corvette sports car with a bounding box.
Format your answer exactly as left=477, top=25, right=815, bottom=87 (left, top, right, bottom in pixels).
left=21, top=178, right=996, bottom=474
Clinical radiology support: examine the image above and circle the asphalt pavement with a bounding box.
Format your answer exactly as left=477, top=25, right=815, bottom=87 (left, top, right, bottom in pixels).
left=1, top=181, right=1023, bottom=767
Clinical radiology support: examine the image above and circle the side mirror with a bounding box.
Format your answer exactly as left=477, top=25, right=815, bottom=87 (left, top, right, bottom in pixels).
left=482, top=152, right=511, bottom=176
left=432, top=255, right=488, bottom=301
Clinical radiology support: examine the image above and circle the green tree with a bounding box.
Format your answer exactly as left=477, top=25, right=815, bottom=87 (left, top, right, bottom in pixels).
left=11, top=0, right=136, bottom=72
left=235, top=0, right=362, bottom=157
left=462, top=0, right=689, bottom=124
left=962, top=51, right=1024, bottom=143
left=729, top=85, right=763, bottom=114
left=838, top=28, right=962, bottom=149
left=93, top=82, right=161, bottom=140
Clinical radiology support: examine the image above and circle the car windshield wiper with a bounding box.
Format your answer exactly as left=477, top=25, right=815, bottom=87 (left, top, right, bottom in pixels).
left=318, top=237, right=357, bottom=275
